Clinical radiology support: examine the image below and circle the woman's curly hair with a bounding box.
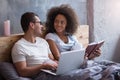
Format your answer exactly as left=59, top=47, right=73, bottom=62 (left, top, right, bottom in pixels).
left=45, top=4, right=80, bottom=35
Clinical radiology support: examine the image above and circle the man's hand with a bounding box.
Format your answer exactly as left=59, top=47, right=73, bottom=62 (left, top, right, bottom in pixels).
left=43, top=60, right=58, bottom=70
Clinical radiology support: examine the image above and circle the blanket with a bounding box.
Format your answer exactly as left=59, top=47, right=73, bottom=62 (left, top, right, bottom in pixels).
left=33, top=60, right=120, bottom=80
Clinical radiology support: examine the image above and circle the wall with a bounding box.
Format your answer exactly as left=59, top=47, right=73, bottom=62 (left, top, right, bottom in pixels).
left=0, top=0, right=87, bottom=36
left=93, top=0, right=120, bottom=62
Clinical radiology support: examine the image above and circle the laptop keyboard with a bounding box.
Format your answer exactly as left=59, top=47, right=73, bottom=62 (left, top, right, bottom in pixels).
left=50, top=69, right=56, bottom=73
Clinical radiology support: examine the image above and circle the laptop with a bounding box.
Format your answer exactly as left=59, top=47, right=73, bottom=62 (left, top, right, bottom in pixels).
left=41, top=49, right=85, bottom=75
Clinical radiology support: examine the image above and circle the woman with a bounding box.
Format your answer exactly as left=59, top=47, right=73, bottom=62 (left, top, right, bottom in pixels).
left=45, top=4, right=100, bottom=61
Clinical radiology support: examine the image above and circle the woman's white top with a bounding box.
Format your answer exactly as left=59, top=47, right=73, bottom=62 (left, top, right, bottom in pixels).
left=45, top=33, right=83, bottom=53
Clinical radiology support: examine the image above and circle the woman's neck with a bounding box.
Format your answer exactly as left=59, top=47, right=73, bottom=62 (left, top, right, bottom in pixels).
left=56, top=32, right=65, bottom=37
left=56, top=32, right=68, bottom=43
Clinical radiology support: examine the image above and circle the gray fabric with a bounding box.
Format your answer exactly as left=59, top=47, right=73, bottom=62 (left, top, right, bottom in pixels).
left=33, top=60, right=120, bottom=80
left=0, top=60, right=120, bottom=80
left=0, top=62, right=32, bottom=80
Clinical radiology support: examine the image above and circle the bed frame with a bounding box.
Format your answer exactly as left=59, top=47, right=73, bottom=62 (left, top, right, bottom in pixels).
left=0, top=25, right=89, bottom=62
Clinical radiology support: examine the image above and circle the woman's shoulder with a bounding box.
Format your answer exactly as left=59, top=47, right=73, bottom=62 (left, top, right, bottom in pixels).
left=45, top=33, right=56, bottom=39
left=46, top=33, right=55, bottom=36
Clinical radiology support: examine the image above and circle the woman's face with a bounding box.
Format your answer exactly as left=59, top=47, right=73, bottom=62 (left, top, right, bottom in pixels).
left=54, top=14, right=67, bottom=34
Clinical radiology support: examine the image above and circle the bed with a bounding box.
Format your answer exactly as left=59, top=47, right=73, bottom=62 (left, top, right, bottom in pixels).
left=0, top=25, right=120, bottom=80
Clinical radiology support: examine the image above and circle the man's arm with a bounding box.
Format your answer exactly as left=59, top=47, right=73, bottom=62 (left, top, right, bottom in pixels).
left=14, top=61, right=44, bottom=77
left=14, top=61, right=57, bottom=77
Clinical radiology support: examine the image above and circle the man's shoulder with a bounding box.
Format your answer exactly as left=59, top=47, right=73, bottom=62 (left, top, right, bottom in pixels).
left=36, top=37, right=47, bottom=43
left=36, top=37, right=45, bottom=40
left=12, top=38, right=25, bottom=53
left=15, top=38, right=24, bottom=44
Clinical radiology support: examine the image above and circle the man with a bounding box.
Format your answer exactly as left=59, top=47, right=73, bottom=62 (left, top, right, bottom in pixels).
left=12, top=12, right=57, bottom=77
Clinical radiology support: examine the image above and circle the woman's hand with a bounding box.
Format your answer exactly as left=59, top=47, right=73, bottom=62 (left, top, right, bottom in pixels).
left=85, top=48, right=101, bottom=60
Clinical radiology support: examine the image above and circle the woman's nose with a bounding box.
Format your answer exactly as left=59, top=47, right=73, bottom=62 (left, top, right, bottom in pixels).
left=58, top=22, right=62, bottom=26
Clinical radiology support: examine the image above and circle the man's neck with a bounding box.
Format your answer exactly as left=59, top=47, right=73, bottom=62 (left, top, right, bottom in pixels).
left=23, top=31, right=36, bottom=43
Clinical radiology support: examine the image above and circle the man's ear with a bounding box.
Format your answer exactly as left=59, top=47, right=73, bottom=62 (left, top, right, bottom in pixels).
left=29, top=22, right=35, bottom=29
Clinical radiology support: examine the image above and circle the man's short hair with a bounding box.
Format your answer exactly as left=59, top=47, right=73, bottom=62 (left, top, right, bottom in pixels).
left=21, top=12, right=39, bottom=33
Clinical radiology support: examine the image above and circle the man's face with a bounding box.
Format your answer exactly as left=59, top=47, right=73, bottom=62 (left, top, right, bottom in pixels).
left=33, top=16, right=43, bottom=36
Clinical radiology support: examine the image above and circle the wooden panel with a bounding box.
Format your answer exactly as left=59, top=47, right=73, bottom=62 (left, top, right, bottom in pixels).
left=0, top=34, right=23, bottom=62
left=74, top=25, right=89, bottom=48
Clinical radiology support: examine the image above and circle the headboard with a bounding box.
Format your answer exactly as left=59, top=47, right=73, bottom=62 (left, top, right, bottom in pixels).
left=0, top=34, right=23, bottom=62
left=0, top=25, right=89, bottom=62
